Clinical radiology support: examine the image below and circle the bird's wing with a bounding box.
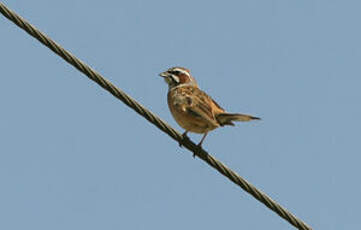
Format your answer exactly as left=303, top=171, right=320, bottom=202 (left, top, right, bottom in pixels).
left=180, top=86, right=221, bottom=127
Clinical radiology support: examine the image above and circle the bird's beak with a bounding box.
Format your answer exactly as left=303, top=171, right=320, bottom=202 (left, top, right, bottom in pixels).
left=159, top=71, right=168, bottom=78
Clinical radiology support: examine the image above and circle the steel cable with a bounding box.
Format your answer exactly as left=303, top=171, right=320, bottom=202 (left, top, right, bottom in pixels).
left=0, top=3, right=312, bottom=230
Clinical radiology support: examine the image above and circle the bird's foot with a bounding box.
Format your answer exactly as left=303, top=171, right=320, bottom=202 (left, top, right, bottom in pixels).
left=179, top=132, right=190, bottom=148
left=192, top=143, right=203, bottom=158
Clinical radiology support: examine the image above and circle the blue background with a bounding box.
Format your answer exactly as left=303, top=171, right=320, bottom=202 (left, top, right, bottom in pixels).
left=1, top=1, right=360, bottom=229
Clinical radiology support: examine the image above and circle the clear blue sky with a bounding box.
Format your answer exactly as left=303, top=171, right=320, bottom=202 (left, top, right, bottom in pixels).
left=1, top=1, right=360, bottom=229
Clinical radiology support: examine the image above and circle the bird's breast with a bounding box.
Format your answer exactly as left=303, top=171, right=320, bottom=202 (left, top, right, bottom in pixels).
left=167, top=89, right=218, bottom=134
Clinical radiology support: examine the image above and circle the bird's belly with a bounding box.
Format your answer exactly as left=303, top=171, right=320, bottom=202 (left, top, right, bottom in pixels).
left=169, top=105, right=217, bottom=134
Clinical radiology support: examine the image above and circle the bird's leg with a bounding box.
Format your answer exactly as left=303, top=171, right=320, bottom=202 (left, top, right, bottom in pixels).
left=179, top=131, right=189, bottom=147
left=193, top=132, right=208, bottom=158
left=198, top=132, right=208, bottom=146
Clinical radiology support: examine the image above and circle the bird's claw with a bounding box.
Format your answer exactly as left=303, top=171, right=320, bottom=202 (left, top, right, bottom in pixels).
left=192, top=144, right=203, bottom=158
left=178, top=131, right=203, bottom=159
left=178, top=132, right=190, bottom=148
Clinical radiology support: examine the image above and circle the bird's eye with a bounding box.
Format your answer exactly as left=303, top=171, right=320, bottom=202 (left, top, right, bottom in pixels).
left=171, top=70, right=180, bottom=75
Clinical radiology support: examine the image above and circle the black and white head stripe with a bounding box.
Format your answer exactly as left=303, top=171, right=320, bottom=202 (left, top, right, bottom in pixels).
left=160, top=66, right=197, bottom=89
left=167, top=67, right=190, bottom=77
left=169, top=74, right=180, bottom=83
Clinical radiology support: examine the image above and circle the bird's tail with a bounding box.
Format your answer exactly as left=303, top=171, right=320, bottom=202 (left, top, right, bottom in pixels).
left=216, top=113, right=261, bottom=126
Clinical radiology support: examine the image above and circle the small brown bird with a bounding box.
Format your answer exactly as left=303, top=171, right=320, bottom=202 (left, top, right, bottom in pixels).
left=159, top=66, right=260, bottom=153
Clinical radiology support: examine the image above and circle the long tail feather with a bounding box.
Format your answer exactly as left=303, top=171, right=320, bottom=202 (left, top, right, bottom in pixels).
left=216, top=113, right=260, bottom=126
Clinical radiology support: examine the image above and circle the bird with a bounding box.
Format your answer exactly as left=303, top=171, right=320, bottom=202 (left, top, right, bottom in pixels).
left=159, top=66, right=260, bottom=156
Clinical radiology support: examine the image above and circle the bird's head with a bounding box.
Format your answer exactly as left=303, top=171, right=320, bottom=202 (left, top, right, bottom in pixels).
left=159, top=67, right=197, bottom=90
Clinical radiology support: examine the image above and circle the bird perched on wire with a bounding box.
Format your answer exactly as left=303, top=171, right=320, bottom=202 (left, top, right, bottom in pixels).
left=159, top=66, right=260, bottom=156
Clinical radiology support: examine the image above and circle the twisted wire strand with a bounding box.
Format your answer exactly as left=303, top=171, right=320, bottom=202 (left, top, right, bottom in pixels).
left=0, top=3, right=312, bottom=230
